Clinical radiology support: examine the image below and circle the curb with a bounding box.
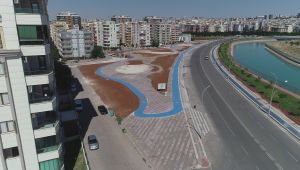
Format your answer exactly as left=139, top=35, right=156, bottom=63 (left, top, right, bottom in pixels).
left=211, top=44, right=300, bottom=141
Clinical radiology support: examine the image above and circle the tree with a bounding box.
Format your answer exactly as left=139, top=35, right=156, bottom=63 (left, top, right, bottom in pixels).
left=151, top=39, right=159, bottom=47
left=91, top=46, right=105, bottom=58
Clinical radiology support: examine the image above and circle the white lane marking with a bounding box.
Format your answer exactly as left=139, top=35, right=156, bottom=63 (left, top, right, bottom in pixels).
left=256, top=166, right=260, bottom=170
left=287, top=150, right=299, bottom=162
left=266, top=153, right=275, bottom=161
left=241, top=145, right=249, bottom=155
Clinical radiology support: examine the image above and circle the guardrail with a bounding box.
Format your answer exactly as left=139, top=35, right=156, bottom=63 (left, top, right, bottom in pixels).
left=211, top=45, right=300, bottom=141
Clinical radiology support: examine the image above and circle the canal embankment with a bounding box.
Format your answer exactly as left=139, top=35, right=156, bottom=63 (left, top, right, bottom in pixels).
left=218, top=41, right=300, bottom=125
left=264, top=44, right=300, bottom=67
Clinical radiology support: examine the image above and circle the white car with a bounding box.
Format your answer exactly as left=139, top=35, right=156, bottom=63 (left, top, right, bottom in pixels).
left=75, top=100, right=83, bottom=111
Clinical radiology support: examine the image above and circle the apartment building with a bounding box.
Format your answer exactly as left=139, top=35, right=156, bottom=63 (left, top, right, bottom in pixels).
left=0, top=0, right=63, bottom=170
left=151, top=23, right=172, bottom=45
left=170, top=24, right=181, bottom=43
left=58, top=27, right=93, bottom=58
left=57, top=11, right=81, bottom=29
left=94, top=21, right=119, bottom=48
left=137, top=21, right=151, bottom=47
left=50, top=21, right=68, bottom=48
left=111, top=15, right=132, bottom=24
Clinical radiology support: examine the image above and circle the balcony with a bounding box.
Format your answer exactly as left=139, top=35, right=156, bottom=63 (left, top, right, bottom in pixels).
left=23, top=55, right=53, bottom=75
left=32, top=111, right=58, bottom=130
left=15, top=8, right=45, bottom=14
left=36, top=135, right=63, bottom=162
left=17, top=25, right=49, bottom=45
left=23, top=56, right=54, bottom=86
left=28, top=84, right=55, bottom=104
left=35, top=135, right=60, bottom=153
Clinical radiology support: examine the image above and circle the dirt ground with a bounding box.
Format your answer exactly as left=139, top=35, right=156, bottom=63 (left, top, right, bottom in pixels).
left=148, top=54, right=178, bottom=91
left=79, top=63, right=139, bottom=118
left=128, top=60, right=144, bottom=65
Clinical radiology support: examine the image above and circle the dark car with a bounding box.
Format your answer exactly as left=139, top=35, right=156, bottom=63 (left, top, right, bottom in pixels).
left=88, top=135, right=99, bottom=150
left=98, top=105, right=108, bottom=115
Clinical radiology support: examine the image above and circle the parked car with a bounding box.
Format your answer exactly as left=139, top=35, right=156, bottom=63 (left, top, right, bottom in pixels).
left=205, top=56, right=209, bottom=60
left=75, top=99, right=83, bottom=111
left=71, top=84, right=77, bottom=92
left=98, top=105, right=108, bottom=115
left=88, top=135, right=99, bottom=150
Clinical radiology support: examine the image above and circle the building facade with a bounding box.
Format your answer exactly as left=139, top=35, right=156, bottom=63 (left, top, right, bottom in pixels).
left=57, top=11, right=81, bottom=29
left=0, top=0, right=63, bottom=170
left=58, top=27, right=93, bottom=58
left=94, top=21, right=119, bottom=48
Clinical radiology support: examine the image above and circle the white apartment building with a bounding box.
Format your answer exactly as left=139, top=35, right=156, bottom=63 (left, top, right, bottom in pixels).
left=50, top=21, right=68, bottom=48
left=0, top=0, right=63, bottom=170
left=137, top=21, right=151, bottom=47
left=94, top=21, right=119, bottom=48
left=58, top=27, right=93, bottom=58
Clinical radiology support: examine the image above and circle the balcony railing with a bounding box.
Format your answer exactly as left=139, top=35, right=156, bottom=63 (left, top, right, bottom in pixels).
left=19, top=39, right=47, bottom=45
left=36, top=143, right=59, bottom=154
left=14, top=8, right=44, bottom=15
left=32, top=117, right=58, bottom=130
left=24, top=69, right=52, bottom=76
left=29, top=92, right=54, bottom=104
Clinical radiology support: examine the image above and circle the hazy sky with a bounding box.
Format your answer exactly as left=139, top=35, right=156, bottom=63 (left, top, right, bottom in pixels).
left=48, top=0, right=300, bottom=19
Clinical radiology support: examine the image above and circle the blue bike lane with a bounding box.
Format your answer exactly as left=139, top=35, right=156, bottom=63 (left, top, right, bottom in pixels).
left=96, top=47, right=194, bottom=118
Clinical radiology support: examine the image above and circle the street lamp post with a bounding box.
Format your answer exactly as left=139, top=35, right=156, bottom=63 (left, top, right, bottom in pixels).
left=201, top=85, right=211, bottom=106
left=268, top=73, right=278, bottom=115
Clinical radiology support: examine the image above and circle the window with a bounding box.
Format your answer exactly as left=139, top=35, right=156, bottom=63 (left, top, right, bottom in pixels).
left=39, top=158, right=62, bottom=170
left=35, top=135, right=58, bottom=153
left=0, top=121, right=15, bottom=134
left=0, top=63, right=5, bottom=75
left=0, top=93, right=9, bottom=105
left=17, top=25, right=49, bottom=45
left=3, top=147, right=19, bottom=159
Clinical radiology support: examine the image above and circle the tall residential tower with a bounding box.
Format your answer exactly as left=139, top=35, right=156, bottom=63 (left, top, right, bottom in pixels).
left=0, top=0, right=63, bottom=170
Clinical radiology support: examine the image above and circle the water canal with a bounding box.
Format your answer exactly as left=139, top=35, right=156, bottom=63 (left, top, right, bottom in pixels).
left=233, top=42, right=300, bottom=95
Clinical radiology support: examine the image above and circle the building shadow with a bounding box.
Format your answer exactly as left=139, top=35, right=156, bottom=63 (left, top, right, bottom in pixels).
left=63, top=139, right=81, bottom=170
left=78, top=98, right=98, bottom=139
left=71, top=77, right=83, bottom=98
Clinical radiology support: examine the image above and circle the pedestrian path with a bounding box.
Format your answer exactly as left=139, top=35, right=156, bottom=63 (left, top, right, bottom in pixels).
left=95, top=47, right=195, bottom=118
left=187, top=108, right=210, bottom=137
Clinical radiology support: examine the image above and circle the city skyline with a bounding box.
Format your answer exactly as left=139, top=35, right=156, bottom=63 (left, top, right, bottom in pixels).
left=48, top=0, right=300, bottom=19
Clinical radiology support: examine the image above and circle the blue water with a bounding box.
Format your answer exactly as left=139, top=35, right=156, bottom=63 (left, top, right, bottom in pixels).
left=96, top=47, right=195, bottom=118
left=233, top=42, right=300, bottom=95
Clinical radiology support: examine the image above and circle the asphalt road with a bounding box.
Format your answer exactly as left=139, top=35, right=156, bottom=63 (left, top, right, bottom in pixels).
left=71, top=67, right=149, bottom=170
left=189, top=41, right=300, bottom=170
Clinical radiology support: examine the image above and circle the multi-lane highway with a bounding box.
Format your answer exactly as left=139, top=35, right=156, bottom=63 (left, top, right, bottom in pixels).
left=189, top=41, right=300, bottom=170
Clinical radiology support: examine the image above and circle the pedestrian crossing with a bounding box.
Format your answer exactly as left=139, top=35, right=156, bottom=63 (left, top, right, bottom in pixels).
left=186, top=107, right=210, bottom=137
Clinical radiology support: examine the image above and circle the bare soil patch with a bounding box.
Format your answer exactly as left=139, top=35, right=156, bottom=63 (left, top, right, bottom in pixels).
left=128, top=60, right=143, bottom=65
left=79, top=63, right=139, bottom=118
left=148, top=54, right=178, bottom=91
left=150, top=48, right=174, bottom=52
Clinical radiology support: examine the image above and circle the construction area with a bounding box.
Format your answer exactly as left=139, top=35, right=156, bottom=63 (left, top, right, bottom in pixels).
left=77, top=43, right=210, bottom=169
